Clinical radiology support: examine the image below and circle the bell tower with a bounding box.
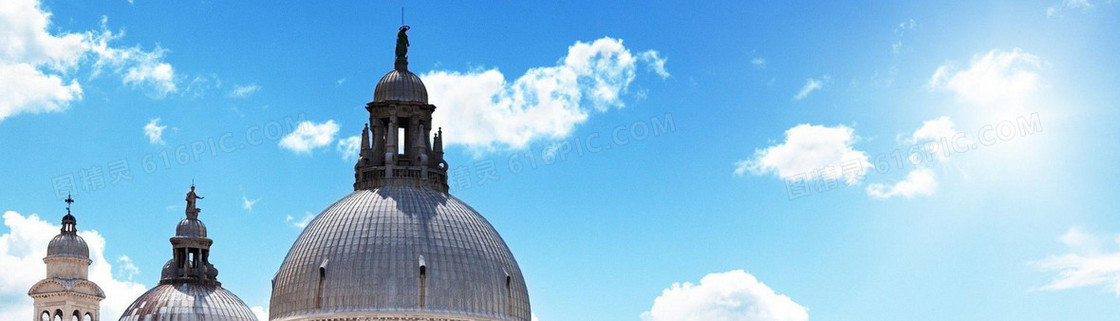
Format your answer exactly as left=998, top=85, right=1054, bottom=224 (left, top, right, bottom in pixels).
left=353, top=26, right=449, bottom=192
left=28, top=196, right=105, bottom=321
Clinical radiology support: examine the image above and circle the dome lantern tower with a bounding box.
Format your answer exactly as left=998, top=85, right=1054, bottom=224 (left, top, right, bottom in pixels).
left=271, top=26, right=531, bottom=321
left=118, top=185, right=257, bottom=321
left=355, top=25, right=448, bottom=192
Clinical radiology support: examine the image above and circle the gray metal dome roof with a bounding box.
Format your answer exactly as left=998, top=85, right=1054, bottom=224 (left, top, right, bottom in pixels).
left=46, top=233, right=87, bottom=259
left=269, top=186, right=530, bottom=321
left=47, top=213, right=89, bottom=259
left=176, top=218, right=207, bottom=237
left=118, top=283, right=257, bottom=321
left=46, top=233, right=89, bottom=259
left=373, top=69, right=428, bottom=103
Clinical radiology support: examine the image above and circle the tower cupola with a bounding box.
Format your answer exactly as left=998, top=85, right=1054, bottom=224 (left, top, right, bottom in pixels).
left=355, top=26, right=449, bottom=192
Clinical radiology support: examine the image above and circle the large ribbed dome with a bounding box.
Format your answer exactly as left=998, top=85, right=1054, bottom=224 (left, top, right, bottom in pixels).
left=373, top=69, right=428, bottom=103
left=269, top=187, right=530, bottom=321
left=118, top=283, right=257, bottom=321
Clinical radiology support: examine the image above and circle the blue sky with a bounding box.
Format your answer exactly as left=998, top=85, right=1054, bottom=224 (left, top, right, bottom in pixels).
left=2, top=1, right=1119, bottom=321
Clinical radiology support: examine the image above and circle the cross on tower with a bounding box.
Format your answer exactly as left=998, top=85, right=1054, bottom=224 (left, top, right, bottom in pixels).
left=65, top=193, right=74, bottom=215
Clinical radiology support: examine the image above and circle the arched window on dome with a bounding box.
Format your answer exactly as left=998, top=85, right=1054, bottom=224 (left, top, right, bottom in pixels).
left=505, top=273, right=513, bottom=315
left=317, top=259, right=328, bottom=310
left=83, top=312, right=93, bottom=321
left=418, top=257, right=427, bottom=309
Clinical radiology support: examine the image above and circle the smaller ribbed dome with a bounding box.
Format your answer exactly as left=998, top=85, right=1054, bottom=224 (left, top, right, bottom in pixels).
left=118, top=283, right=257, bottom=321
left=176, top=218, right=207, bottom=237
left=46, top=233, right=88, bottom=259
left=374, top=69, right=428, bottom=103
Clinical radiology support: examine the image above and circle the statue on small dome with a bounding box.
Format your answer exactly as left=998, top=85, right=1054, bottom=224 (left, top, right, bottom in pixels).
left=395, top=25, right=410, bottom=60
left=185, top=184, right=204, bottom=219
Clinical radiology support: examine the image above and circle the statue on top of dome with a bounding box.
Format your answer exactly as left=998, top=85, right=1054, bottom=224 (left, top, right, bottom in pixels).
left=185, top=184, right=203, bottom=219
left=395, top=25, right=410, bottom=60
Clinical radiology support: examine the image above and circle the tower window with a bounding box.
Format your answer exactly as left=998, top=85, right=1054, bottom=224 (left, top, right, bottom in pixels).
left=398, top=127, right=406, bottom=154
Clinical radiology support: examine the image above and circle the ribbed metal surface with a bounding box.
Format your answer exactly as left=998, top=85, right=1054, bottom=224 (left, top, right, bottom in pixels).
left=46, top=233, right=89, bottom=259
left=373, top=69, right=429, bottom=103
left=176, top=219, right=207, bottom=238
left=118, top=283, right=257, bottom=321
left=269, top=186, right=530, bottom=321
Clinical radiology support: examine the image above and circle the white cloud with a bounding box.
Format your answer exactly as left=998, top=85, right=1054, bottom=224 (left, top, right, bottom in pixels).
left=143, top=118, right=166, bottom=145
left=906, top=116, right=965, bottom=163
left=285, top=212, right=314, bottom=228
left=1058, top=227, right=1106, bottom=254
left=894, top=18, right=917, bottom=35
left=751, top=57, right=767, bottom=68
left=639, top=50, right=670, bottom=79
left=251, top=306, right=267, bottom=321
left=736, top=124, right=871, bottom=185
left=241, top=195, right=261, bottom=212
left=228, top=84, right=260, bottom=98
left=0, top=0, right=87, bottom=121
left=641, top=270, right=808, bottom=321
left=422, top=37, right=663, bottom=151
left=891, top=19, right=917, bottom=55
left=182, top=73, right=221, bottom=98
left=929, top=49, right=1041, bottom=108
left=115, top=255, right=139, bottom=281
left=0, top=63, right=83, bottom=121
left=866, top=168, right=938, bottom=199
left=0, top=0, right=179, bottom=122
left=0, top=211, right=147, bottom=321
left=1033, top=227, right=1120, bottom=296
left=279, top=120, right=340, bottom=154
left=1047, top=0, right=1095, bottom=17
left=793, top=76, right=828, bottom=100
left=864, top=117, right=959, bottom=199
left=87, top=17, right=177, bottom=98
left=336, top=135, right=361, bottom=161
left=909, top=116, right=956, bottom=143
